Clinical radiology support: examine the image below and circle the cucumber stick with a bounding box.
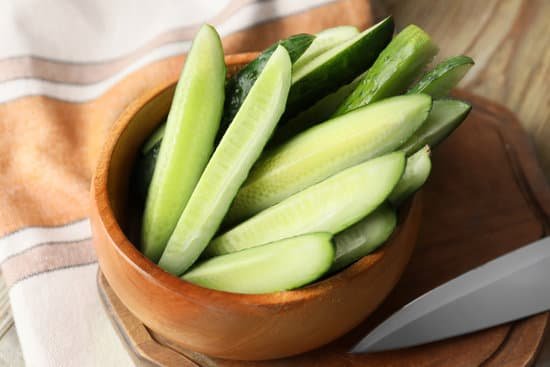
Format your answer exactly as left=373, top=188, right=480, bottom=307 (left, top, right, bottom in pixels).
left=141, top=123, right=166, bottom=155
left=141, top=25, right=225, bottom=262
left=389, top=146, right=431, bottom=205
left=226, top=94, right=432, bottom=225
left=134, top=141, right=160, bottom=201
left=137, top=34, right=313, bottom=174
left=158, top=46, right=292, bottom=275
left=400, top=99, right=471, bottom=155
left=331, top=204, right=396, bottom=272
left=183, top=233, right=334, bottom=294
left=292, top=26, right=359, bottom=75
left=334, top=24, right=438, bottom=116
left=408, top=55, right=474, bottom=97
left=208, top=152, right=406, bottom=256
left=221, top=34, right=314, bottom=134
left=271, top=72, right=363, bottom=145
left=285, top=17, right=394, bottom=118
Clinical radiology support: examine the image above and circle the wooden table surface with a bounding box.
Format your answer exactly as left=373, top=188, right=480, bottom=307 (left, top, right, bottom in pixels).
left=379, top=0, right=550, bottom=179
left=1, top=1, right=549, bottom=365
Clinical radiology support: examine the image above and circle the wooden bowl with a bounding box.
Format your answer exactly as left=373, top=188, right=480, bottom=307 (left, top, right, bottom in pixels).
left=90, top=53, right=422, bottom=361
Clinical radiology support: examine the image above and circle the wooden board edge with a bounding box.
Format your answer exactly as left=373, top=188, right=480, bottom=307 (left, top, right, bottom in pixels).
left=454, top=90, right=550, bottom=366
left=97, top=270, right=200, bottom=367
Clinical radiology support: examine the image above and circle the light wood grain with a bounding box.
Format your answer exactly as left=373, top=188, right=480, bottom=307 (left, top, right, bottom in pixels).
left=378, top=0, right=550, bottom=180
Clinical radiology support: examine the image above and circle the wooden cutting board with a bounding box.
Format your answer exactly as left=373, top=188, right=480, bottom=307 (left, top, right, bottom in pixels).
left=97, top=91, right=550, bottom=367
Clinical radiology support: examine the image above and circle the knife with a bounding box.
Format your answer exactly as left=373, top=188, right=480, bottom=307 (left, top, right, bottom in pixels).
left=351, top=236, right=550, bottom=353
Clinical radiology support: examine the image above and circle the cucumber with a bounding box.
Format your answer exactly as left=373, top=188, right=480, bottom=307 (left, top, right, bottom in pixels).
left=285, top=17, right=394, bottom=118
left=220, top=33, right=314, bottom=135
left=182, top=233, right=334, bottom=294
left=141, top=122, right=166, bottom=155
left=141, top=25, right=225, bottom=262
left=158, top=46, right=292, bottom=275
left=292, top=26, right=359, bottom=75
left=408, top=55, right=474, bottom=97
left=133, top=141, right=160, bottom=201
left=331, top=204, right=396, bottom=272
left=270, top=72, right=363, bottom=145
left=226, top=94, right=431, bottom=225
left=400, top=99, right=471, bottom=155
left=389, top=146, right=431, bottom=205
left=334, top=24, right=438, bottom=116
left=141, top=34, right=313, bottom=151
left=208, top=152, right=406, bottom=257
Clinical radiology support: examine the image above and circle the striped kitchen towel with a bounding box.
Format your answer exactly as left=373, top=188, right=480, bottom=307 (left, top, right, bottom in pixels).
left=0, top=1, right=375, bottom=365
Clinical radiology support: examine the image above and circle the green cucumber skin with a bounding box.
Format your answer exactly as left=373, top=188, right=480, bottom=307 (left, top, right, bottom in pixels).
left=400, top=99, right=471, bottom=155
left=408, top=55, right=474, bottom=98
left=182, top=233, right=334, bottom=294
left=226, top=94, right=432, bottom=226
left=331, top=203, right=396, bottom=272
left=158, top=46, right=292, bottom=275
left=284, top=17, right=394, bottom=119
left=389, top=146, right=431, bottom=205
left=141, top=122, right=166, bottom=155
left=292, top=26, right=359, bottom=74
left=208, top=152, right=406, bottom=257
left=138, top=34, right=313, bottom=153
left=271, top=72, right=363, bottom=145
left=141, top=25, right=226, bottom=262
left=220, top=34, right=314, bottom=136
left=334, top=24, right=438, bottom=116
left=134, top=141, right=160, bottom=201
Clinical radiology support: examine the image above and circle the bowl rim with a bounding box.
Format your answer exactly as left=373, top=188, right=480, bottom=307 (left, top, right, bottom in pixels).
left=92, top=52, right=418, bottom=309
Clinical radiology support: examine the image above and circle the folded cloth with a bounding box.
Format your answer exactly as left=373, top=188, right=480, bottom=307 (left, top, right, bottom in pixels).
left=0, top=0, right=373, bottom=365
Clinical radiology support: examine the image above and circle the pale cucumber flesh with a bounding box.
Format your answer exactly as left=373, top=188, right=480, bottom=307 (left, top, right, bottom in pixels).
left=271, top=72, right=363, bottom=145
left=141, top=25, right=225, bottom=262
left=183, top=233, right=334, bottom=294
left=292, top=26, right=359, bottom=75
left=389, top=146, right=431, bottom=205
left=225, top=94, right=431, bottom=225
left=158, top=46, right=292, bottom=275
left=334, top=24, right=438, bottom=116
left=208, top=152, right=405, bottom=256
left=331, top=203, right=396, bottom=272
left=400, top=99, right=471, bottom=155
left=408, top=55, right=474, bottom=98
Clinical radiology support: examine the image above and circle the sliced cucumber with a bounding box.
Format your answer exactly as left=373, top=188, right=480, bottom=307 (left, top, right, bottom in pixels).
left=271, top=72, right=363, bottom=145
left=226, top=94, right=431, bottom=225
left=141, top=122, right=166, bottom=155
left=292, top=26, right=359, bottom=75
left=183, top=233, right=334, bottom=294
left=389, top=146, right=431, bottom=205
left=334, top=24, right=438, bottom=116
left=285, top=17, right=394, bottom=118
left=408, top=55, right=474, bottom=97
left=133, top=141, right=160, bottom=201
left=208, top=152, right=406, bottom=257
left=331, top=203, right=396, bottom=272
left=221, top=33, right=314, bottom=135
left=141, top=25, right=225, bottom=262
left=158, top=46, right=292, bottom=275
left=400, top=99, right=471, bottom=155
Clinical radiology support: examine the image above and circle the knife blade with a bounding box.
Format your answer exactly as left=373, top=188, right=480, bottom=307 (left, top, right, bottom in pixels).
left=351, top=236, right=550, bottom=353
